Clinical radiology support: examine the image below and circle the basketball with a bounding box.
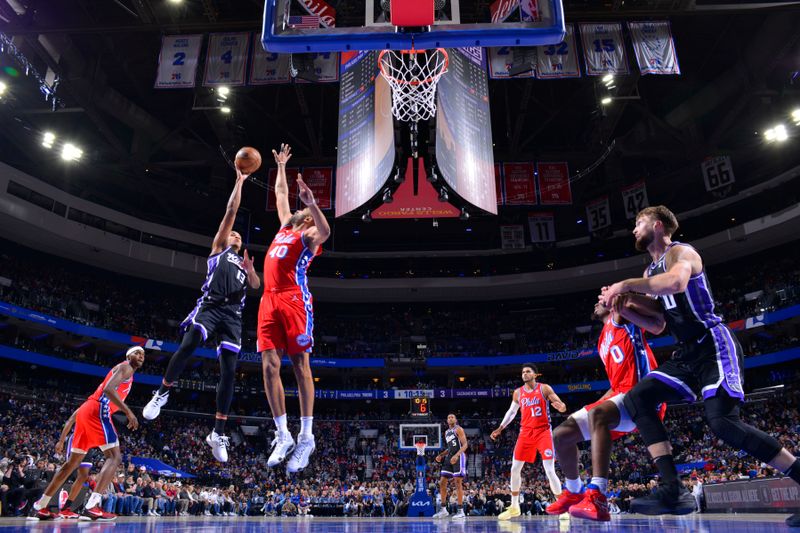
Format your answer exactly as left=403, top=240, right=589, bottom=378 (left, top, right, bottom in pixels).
left=234, top=147, right=261, bottom=174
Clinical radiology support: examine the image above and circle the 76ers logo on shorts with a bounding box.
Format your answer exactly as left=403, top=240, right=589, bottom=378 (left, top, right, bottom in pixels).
left=296, top=334, right=312, bottom=347
left=544, top=449, right=553, bottom=459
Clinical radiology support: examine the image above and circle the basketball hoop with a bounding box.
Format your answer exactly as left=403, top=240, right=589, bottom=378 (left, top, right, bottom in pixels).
left=415, top=441, right=427, bottom=456
left=378, top=48, right=449, bottom=123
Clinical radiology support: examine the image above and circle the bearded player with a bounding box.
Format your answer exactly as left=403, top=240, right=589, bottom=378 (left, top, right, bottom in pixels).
left=260, top=144, right=331, bottom=473
left=601, top=206, right=800, bottom=523
left=28, top=347, right=144, bottom=521
left=490, top=365, right=567, bottom=520
left=546, top=296, right=665, bottom=521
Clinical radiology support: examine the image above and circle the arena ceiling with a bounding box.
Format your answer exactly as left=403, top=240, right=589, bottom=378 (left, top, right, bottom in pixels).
left=0, top=0, right=799, bottom=254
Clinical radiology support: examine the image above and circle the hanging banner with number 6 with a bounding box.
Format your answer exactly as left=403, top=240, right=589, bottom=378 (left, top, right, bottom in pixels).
left=528, top=212, right=556, bottom=243
left=621, top=181, right=649, bottom=219
left=155, top=35, right=203, bottom=89
left=579, top=23, right=629, bottom=76
left=203, top=32, right=250, bottom=87
left=535, top=24, right=581, bottom=79
left=586, top=196, right=611, bottom=232
left=701, top=156, right=736, bottom=192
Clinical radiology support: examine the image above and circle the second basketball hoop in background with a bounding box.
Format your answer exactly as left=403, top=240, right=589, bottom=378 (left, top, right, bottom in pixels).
left=378, top=48, right=449, bottom=122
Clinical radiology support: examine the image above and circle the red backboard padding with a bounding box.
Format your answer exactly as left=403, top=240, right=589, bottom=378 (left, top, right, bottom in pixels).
left=391, top=0, right=435, bottom=27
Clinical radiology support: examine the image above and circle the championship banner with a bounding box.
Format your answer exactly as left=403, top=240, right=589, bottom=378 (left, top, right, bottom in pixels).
left=628, top=21, right=680, bottom=75
left=503, top=162, right=537, bottom=205
left=295, top=52, right=340, bottom=83
left=203, top=33, right=249, bottom=87
left=154, top=35, right=203, bottom=89
left=501, top=225, right=526, bottom=249
left=249, top=33, right=291, bottom=84
left=621, top=181, right=649, bottom=219
left=299, top=167, right=333, bottom=210
left=266, top=167, right=300, bottom=211
left=488, top=47, right=535, bottom=79
left=495, top=163, right=504, bottom=205
left=586, top=196, right=611, bottom=232
left=528, top=212, right=556, bottom=243
left=536, top=162, right=572, bottom=205
left=579, top=23, right=630, bottom=76
left=535, top=24, right=581, bottom=79
left=701, top=155, right=736, bottom=192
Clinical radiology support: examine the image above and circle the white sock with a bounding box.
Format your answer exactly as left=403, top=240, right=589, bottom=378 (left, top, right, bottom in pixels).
left=511, top=494, right=519, bottom=507
left=274, top=414, right=290, bottom=437
left=565, top=477, right=583, bottom=494
left=590, top=477, right=608, bottom=494
left=300, top=416, right=313, bottom=438
left=86, top=492, right=102, bottom=509
left=34, top=495, right=51, bottom=510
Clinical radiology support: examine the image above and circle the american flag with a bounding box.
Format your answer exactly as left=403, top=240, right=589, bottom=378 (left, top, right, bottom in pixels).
left=288, top=15, right=320, bottom=29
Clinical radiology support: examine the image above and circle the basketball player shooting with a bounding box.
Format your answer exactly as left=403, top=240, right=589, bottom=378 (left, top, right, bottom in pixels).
left=143, top=168, right=260, bottom=463
left=600, top=206, right=800, bottom=522
left=490, top=364, right=567, bottom=520
left=29, top=346, right=144, bottom=522
left=259, top=144, right=331, bottom=473
left=546, top=296, right=665, bottom=521
left=432, top=414, right=468, bottom=520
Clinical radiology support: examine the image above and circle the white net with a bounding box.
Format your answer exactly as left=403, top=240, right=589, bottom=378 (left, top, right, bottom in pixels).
left=378, top=48, right=449, bottom=122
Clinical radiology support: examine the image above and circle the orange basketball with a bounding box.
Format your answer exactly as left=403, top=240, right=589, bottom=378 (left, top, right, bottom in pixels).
left=235, top=147, right=261, bottom=174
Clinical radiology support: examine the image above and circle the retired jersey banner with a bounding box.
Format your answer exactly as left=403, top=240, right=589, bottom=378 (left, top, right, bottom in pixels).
left=300, top=167, right=333, bottom=210
left=503, top=163, right=537, bottom=205
left=621, top=181, right=649, bottom=219
left=701, top=156, right=735, bottom=192
left=628, top=21, right=680, bottom=75
left=295, top=52, right=340, bottom=83
left=249, top=33, right=291, bottom=84
left=579, top=23, right=629, bottom=76
left=501, top=225, right=526, bottom=249
left=203, top=32, right=249, bottom=86
left=528, top=212, right=556, bottom=243
left=488, top=47, right=535, bottom=79
left=586, top=196, right=611, bottom=232
left=536, top=162, right=572, bottom=205
left=266, top=167, right=300, bottom=211
left=154, top=35, right=203, bottom=89
left=536, top=24, right=581, bottom=79
left=495, top=164, right=504, bottom=205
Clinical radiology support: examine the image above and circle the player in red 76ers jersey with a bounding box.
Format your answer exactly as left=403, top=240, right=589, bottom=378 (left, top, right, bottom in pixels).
left=490, top=364, right=567, bottom=520
left=259, top=144, right=331, bottom=474
left=546, top=294, right=666, bottom=521
left=28, top=347, right=144, bottom=522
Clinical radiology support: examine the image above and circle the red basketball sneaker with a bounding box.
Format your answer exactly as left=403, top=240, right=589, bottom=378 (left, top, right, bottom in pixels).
left=26, top=508, right=56, bottom=521
left=81, top=506, right=117, bottom=521
left=58, top=507, right=81, bottom=519
left=568, top=487, right=611, bottom=522
left=545, top=489, right=584, bottom=515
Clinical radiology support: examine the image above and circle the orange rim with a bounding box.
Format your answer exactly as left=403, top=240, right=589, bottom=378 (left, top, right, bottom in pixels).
left=378, top=48, right=449, bottom=86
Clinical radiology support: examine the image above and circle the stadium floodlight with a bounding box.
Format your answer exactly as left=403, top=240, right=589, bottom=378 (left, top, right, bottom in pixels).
left=0, top=80, right=7, bottom=96
left=792, top=109, right=800, bottom=125
left=42, top=131, right=55, bottom=148
left=220, top=106, right=231, bottom=114
left=601, top=74, right=614, bottom=84
left=601, top=97, right=612, bottom=105
left=774, top=124, right=788, bottom=142
left=61, top=143, right=83, bottom=161
left=217, top=86, right=230, bottom=97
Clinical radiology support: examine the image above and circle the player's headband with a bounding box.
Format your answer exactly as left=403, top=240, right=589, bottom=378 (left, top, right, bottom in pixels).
left=126, top=346, right=145, bottom=357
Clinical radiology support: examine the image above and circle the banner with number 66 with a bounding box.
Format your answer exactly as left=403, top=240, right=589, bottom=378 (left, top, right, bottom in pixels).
left=701, top=156, right=736, bottom=192
left=621, top=181, right=649, bottom=219
left=155, top=35, right=203, bottom=89
left=528, top=212, right=556, bottom=243
left=203, top=32, right=250, bottom=87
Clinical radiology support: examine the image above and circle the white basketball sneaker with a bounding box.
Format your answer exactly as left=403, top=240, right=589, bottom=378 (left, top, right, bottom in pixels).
left=205, top=431, right=230, bottom=462
left=268, top=434, right=295, bottom=467
left=451, top=508, right=466, bottom=519
left=142, top=390, right=169, bottom=420
left=286, top=434, right=316, bottom=473
left=433, top=508, right=450, bottom=519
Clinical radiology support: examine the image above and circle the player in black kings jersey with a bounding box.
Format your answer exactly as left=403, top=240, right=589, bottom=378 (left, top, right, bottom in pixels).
left=142, top=169, right=260, bottom=463
left=601, top=206, right=800, bottom=522
left=433, top=414, right=468, bottom=520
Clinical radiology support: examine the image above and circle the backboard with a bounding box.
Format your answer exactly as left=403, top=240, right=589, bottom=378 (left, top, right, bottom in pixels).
left=399, top=423, right=443, bottom=451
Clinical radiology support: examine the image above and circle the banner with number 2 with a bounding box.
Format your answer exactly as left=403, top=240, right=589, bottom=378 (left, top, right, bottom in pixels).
left=155, top=35, right=203, bottom=89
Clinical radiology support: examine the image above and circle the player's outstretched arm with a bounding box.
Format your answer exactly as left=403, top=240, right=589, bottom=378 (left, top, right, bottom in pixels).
left=492, top=390, right=520, bottom=440
left=613, top=294, right=666, bottom=335
left=211, top=170, right=248, bottom=256
left=242, top=250, right=260, bottom=290
left=103, top=363, right=139, bottom=431
left=272, top=144, right=293, bottom=226
left=55, top=408, right=80, bottom=455
left=296, top=173, right=331, bottom=249
left=543, top=384, right=567, bottom=413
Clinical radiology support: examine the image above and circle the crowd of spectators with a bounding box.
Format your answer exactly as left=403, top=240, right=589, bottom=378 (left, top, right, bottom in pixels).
left=1, top=379, right=798, bottom=518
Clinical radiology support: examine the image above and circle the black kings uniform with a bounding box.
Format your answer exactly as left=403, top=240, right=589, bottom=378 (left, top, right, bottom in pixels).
left=440, top=425, right=466, bottom=478
left=642, top=242, right=744, bottom=402
left=180, top=246, right=247, bottom=355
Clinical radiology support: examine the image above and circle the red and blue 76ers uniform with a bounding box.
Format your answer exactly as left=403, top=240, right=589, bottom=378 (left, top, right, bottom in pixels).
left=571, top=318, right=665, bottom=441
left=514, top=383, right=555, bottom=463
left=70, top=364, right=133, bottom=453
left=257, top=225, right=322, bottom=355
